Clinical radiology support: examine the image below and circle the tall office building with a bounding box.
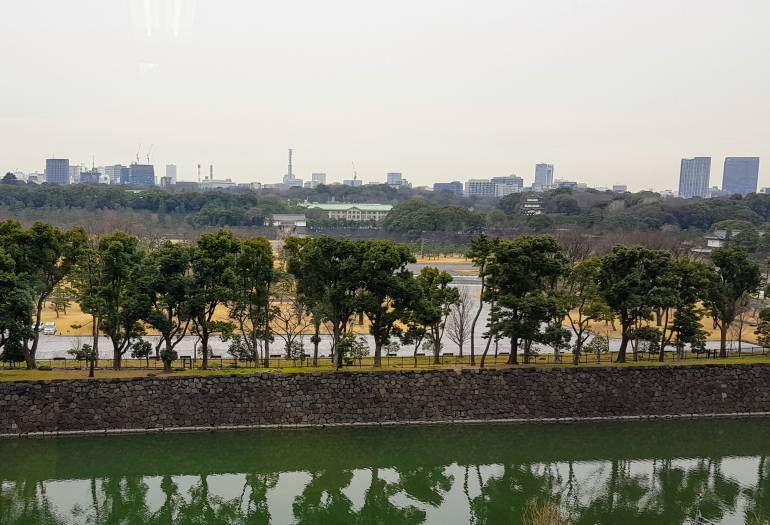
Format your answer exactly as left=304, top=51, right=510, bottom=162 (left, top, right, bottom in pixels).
left=465, top=179, right=497, bottom=197
left=45, top=159, right=70, bottom=185
left=534, top=163, right=554, bottom=189
left=165, top=164, right=178, bottom=185
left=491, top=175, right=524, bottom=197
left=129, top=164, right=155, bottom=187
left=678, top=157, right=711, bottom=198
left=387, top=172, right=403, bottom=186
left=722, top=157, right=759, bottom=196
left=104, top=165, right=126, bottom=185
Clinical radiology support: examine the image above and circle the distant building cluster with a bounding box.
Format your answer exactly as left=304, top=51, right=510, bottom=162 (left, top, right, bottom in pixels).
left=13, top=148, right=761, bottom=202
left=678, top=156, right=760, bottom=198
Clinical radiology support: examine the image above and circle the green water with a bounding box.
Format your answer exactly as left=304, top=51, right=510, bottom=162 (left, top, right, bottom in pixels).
left=1, top=420, right=770, bottom=525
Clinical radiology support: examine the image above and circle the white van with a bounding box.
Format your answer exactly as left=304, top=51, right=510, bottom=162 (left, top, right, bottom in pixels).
left=42, top=322, right=56, bottom=336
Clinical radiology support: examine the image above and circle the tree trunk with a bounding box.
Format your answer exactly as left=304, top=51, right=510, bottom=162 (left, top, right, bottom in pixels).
left=263, top=292, right=271, bottom=368
left=573, top=330, right=584, bottom=366
left=720, top=323, right=728, bottom=358
left=90, top=315, right=99, bottom=378
left=659, top=309, right=669, bottom=362
left=479, top=334, right=494, bottom=368
left=374, top=340, right=382, bottom=368
left=507, top=338, right=518, bottom=365
left=201, top=330, right=209, bottom=370
left=163, top=338, right=173, bottom=373
left=312, top=322, right=320, bottom=367
left=25, top=298, right=46, bottom=370
left=433, top=327, right=441, bottom=365
left=469, top=279, right=484, bottom=366
left=334, top=325, right=343, bottom=370
left=113, top=343, right=121, bottom=370
left=616, top=327, right=629, bottom=363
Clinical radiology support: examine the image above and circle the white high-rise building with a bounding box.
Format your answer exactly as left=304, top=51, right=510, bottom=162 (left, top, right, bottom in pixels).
left=465, top=179, right=497, bottom=197
left=69, top=165, right=82, bottom=184
left=387, top=172, right=403, bottom=186
left=104, top=165, right=125, bottom=185
left=166, top=164, right=177, bottom=185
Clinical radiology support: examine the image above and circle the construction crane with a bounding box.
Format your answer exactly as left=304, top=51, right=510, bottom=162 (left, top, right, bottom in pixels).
left=351, top=161, right=358, bottom=181
left=146, top=144, right=154, bottom=165
left=135, top=144, right=142, bottom=164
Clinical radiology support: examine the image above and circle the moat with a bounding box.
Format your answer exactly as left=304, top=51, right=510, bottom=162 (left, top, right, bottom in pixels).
left=2, top=419, right=770, bottom=524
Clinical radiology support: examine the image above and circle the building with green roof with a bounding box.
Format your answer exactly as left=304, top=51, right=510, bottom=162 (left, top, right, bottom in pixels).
left=298, top=202, right=393, bottom=222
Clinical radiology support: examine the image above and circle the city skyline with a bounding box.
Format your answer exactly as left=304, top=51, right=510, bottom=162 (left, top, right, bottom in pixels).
left=27, top=151, right=763, bottom=195
left=3, top=2, right=770, bottom=190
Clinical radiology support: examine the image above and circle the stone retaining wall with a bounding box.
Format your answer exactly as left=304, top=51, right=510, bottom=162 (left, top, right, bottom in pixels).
left=1, top=365, right=769, bottom=435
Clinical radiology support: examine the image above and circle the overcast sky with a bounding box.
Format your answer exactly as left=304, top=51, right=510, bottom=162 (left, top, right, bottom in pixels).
left=1, top=0, right=769, bottom=190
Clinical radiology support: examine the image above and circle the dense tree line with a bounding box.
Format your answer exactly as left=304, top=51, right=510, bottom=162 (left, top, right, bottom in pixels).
left=0, top=220, right=766, bottom=372
left=7, top=180, right=770, bottom=239
left=0, top=184, right=291, bottom=227
left=388, top=190, right=770, bottom=235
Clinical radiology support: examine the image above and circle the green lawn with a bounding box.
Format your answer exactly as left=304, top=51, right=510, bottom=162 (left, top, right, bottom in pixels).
left=1, top=351, right=768, bottom=382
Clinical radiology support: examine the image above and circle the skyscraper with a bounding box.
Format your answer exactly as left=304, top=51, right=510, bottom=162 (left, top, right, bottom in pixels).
left=45, top=159, right=70, bottom=185
left=722, top=157, right=759, bottom=196
left=129, top=164, right=155, bottom=187
left=678, top=157, right=711, bottom=198
left=534, top=163, right=554, bottom=189
left=166, top=164, right=178, bottom=185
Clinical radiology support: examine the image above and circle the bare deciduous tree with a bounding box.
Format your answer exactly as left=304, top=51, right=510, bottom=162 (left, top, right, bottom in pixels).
left=446, top=287, right=474, bottom=357
left=271, top=274, right=312, bottom=358
left=730, top=292, right=754, bottom=354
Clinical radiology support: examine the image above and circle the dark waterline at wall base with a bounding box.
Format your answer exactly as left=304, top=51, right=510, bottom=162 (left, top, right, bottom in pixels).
left=4, top=411, right=770, bottom=440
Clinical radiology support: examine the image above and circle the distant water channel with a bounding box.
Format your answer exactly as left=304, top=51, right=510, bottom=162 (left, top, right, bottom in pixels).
left=2, top=419, right=770, bottom=524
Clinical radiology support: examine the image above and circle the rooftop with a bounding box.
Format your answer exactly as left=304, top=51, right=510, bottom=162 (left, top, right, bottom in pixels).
left=299, top=203, right=393, bottom=212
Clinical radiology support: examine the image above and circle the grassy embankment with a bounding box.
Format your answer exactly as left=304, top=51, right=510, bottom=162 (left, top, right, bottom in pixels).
left=2, top=352, right=769, bottom=382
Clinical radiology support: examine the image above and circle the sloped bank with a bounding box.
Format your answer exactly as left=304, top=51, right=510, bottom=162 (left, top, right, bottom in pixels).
left=1, top=365, right=770, bottom=437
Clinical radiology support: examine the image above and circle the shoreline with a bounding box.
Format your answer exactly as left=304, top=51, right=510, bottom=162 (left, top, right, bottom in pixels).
left=3, top=411, right=770, bottom=440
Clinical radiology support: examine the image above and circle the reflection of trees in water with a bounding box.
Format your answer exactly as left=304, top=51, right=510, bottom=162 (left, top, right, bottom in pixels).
left=357, top=467, right=426, bottom=525
left=0, top=456, right=768, bottom=524
left=744, top=456, right=770, bottom=524
left=470, top=463, right=562, bottom=525
left=292, top=469, right=356, bottom=524
left=0, top=479, right=68, bottom=525
left=573, top=458, right=740, bottom=525
left=395, top=465, right=453, bottom=508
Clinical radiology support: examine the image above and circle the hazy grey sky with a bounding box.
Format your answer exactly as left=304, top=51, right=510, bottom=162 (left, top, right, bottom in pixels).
left=2, top=0, right=769, bottom=190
